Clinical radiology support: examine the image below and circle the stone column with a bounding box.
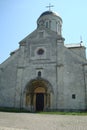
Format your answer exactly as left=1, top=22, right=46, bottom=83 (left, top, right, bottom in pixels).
left=56, top=65, right=64, bottom=109
left=56, top=39, right=64, bottom=109
left=83, top=65, right=87, bottom=109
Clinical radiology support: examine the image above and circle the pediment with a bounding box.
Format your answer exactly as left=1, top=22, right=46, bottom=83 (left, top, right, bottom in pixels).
left=19, top=26, right=63, bottom=46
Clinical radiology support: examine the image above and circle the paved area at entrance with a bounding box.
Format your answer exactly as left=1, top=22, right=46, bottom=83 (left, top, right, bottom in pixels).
left=0, top=112, right=87, bottom=130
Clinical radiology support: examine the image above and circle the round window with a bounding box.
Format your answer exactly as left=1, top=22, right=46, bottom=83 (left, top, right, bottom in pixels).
left=37, top=48, right=44, bottom=55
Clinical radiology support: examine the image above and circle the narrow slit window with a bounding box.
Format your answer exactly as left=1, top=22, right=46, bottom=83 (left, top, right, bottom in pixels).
left=46, top=22, right=49, bottom=28
left=38, top=71, right=41, bottom=77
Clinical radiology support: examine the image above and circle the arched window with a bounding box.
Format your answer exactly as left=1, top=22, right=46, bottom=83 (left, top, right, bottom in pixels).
left=46, top=21, right=49, bottom=28
left=49, top=21, right=51, bottom=28
left=38, top=71, right=41, bottom=77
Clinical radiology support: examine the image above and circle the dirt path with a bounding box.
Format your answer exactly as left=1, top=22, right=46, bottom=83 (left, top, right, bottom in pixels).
left=0, top=112, right=87, bottom=130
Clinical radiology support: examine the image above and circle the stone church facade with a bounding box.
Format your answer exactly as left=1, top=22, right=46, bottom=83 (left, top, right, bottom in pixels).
left=0, top=10, right=87, bottom=112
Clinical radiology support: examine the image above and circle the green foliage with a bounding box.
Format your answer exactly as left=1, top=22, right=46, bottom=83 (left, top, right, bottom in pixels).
left=0, top=107, right=87, bottom=115
left=38, top=111, right=87, bottom=115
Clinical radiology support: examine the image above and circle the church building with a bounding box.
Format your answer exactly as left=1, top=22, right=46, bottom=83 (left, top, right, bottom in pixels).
left=0, top=9, right=87, bottom=112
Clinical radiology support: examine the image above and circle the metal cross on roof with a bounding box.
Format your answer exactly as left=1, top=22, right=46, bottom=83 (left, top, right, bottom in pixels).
left=46, top=3, right=54, bottom=11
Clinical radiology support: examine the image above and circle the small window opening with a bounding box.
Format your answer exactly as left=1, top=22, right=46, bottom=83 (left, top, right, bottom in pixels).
left=38, top=71, right=41, bottom=77
left=46, top=22, right=49, bottom=28
left=72, top=94, right=76, bottom=99
left=49, top=21, right=51, bottom=28
left=37, top=48, right=44, bottom=55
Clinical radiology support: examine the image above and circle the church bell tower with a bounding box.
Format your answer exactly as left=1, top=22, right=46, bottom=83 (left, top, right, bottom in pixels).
left=37, top=10, right=62, bottom=36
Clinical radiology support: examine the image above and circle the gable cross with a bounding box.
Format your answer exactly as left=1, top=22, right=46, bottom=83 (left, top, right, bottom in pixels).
left=46, top=3, right=54, bottom=11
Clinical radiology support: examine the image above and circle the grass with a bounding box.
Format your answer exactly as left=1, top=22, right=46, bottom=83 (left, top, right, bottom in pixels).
left=38, top=111, right=87, bottom=115
left=0, top=107, right=87, bottom=115
left=0, top=107, right=30, bottom=113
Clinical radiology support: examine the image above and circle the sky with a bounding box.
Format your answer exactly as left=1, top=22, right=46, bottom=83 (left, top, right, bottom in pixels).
left=0, top=0, right=87, bottom=63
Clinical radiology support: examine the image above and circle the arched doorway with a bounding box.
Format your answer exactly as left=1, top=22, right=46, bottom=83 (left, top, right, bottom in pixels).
left=35, top=87, right=45, bottom=111
left=24, top=78, right=53, bottom=111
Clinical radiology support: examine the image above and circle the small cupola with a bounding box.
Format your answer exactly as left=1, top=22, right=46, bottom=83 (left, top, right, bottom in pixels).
left=37, top=10, right=62, bottom=35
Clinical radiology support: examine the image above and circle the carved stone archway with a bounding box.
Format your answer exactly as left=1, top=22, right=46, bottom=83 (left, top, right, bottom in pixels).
left=24, top=78, right=53, bottom=111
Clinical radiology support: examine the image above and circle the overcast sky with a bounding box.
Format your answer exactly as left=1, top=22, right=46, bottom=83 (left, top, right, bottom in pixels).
left=0, top=0, right=87, bottom=63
